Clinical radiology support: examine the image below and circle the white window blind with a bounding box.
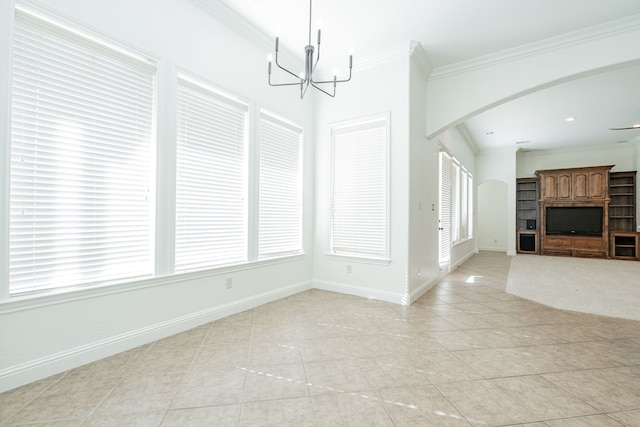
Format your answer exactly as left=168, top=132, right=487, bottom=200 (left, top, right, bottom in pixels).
left=175, top=76, right=248, bottom=272
left=460, top=166, right=469, bottom=239
left=330, top=117, right=388, bottom=259
left=439, top=151, right=452, bottom=264
left=9, top=9, right=156, bottom=295
left=467, top=172, right=474, bottom=238
left=452, top=160, right=460, bottom=243
left=258, top=112, right=303, bottom=259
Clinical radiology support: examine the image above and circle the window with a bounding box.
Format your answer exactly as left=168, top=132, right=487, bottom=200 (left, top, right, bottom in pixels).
left=175, top=75, right=248, bottom=272
left=9, top=8, right=156, bottom=295
left=452, top=159, right=460, bottom=243
left=439, top=147, right=473, bottom=257
left=456, top=165, right=473, bottom=241
left=330, top=115, right=389, bottom=260
left=438, top=151, right=452, bottom=264
left=468, top=172, right=474, bottom=238
left=258, top=112, right=303, bottom=259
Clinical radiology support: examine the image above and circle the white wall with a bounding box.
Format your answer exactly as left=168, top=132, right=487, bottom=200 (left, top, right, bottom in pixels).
left=516, top=143, right=636, bottom=178
left=477, top=180, right=508, bottom=251
left=426, top=18, right=640, bottom=138
left=312, top=52, right=411, bottom=305
left=0, top=0, right=315, bottom=392
left=407, top=45, right=439, bottom=301
left=475, top=149, right=517, bottom=255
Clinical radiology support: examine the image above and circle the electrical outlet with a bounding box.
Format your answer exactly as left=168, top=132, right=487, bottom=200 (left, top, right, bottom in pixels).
left=346, top=265, right=352, bottom=273
left=225, top=278, right=233, bottom=289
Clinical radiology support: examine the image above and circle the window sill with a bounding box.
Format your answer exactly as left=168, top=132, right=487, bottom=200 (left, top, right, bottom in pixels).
left=0, top=253, right=306, bottom=314
left=325, top=253, right=391, bottom=265
left=453, top=237, right=474, bottom=247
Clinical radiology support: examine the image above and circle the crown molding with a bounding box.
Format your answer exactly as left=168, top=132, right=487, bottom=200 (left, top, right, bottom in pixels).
left=190, top=0, right=269, bottom=49
left=430, top=13, right=640, bottom=80
left=409, top=41, right=433, bottom=78
left=190, top=0, right=425, bottom=74
left=190, top=0, right=302, bottom=67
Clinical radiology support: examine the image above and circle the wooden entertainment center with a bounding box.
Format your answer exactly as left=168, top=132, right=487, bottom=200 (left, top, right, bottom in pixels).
left=516, top=165, right=638, bottom=260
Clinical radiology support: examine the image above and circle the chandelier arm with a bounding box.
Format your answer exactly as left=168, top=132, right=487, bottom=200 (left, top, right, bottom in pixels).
left=301, top=80, right=311, bottom=99
left=275, top=51, right=305, bottom=82
left=311, top=66, right=352, bottom=85
left=310, top=80, right=336, bottom=97
left=269, top=80, right=305, bottom=87
left=312, top=47, right=321, bottom=76
left=312, top=76, right=351, bottom=84
left=268, top=59, right=303, bottom=87
left=312, top=29, right=321, bottom=76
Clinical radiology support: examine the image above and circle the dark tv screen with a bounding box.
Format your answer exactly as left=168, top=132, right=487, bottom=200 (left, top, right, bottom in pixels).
left=545, top=206, right=603, bottom=236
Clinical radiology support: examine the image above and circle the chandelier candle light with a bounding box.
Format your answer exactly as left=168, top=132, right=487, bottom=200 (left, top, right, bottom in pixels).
left=267, top=0, right=353, bottom=98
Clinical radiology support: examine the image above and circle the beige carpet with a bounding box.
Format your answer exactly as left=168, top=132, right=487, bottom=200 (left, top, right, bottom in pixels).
left=507, top=254, right=640, bottom=321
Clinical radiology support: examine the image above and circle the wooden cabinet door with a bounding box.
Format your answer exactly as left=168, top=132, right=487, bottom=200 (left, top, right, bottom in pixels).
left=557, top=173, right=572, bottom=200
left=588, top=171, right=607, bottom=199
left=536, top=166, right=612, bottom=202
left=541, top=175, right=557, bottom=199
left=573, top=172, right=589, bottom=199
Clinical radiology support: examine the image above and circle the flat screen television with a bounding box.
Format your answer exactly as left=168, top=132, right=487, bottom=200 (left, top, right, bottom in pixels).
left=545, top=206, right=603, bottom=236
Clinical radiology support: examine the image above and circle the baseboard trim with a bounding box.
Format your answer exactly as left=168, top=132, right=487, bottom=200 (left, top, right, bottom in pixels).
left=313, top=280, right=409, bottom=305
left=477, top=246, right=507, bottom=252
left=0, top=280, right=312, bottom=393
left=451, top=248, right=478, bottom=270
left=408, top=276, right=439, bottom=304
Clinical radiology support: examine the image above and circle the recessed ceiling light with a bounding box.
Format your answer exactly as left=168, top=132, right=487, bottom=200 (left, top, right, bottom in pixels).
left=565, top=117, right=577, bottom=122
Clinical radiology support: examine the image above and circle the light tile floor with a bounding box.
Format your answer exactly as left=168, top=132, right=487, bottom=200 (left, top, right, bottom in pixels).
left=2, top=252, right=640, bottom=426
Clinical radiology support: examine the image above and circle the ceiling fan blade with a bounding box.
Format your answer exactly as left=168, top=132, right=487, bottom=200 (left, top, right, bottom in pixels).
left=609, top=125, right=640, bottom=130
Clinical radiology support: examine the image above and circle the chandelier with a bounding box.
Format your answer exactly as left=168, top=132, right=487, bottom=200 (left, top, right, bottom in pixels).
left=267, top=0, right=353, bottom=99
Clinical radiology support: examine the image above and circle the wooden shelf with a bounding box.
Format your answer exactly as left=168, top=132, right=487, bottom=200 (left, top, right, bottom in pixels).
left=610, top=232, right=638, bottom=260
left=609, top=171, right=636, bottom=240
left=516, top=178, right=539, bottom=254
left=609, top=172, right=637, bottom=260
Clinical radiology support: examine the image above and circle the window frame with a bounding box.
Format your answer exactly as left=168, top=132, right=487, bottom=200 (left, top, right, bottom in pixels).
left=7, top=5, right=157, bottom=296
left=174, top=73, right=250, bottom=273
left=328, top=113, right=391, bottom=263
left=257, top=109, right=304, bottom=260
left=440, top=146, right=474, bottom=248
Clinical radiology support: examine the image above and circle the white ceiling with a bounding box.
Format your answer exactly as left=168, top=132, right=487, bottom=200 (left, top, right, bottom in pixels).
left=214, top=0, right=640, bottom=152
